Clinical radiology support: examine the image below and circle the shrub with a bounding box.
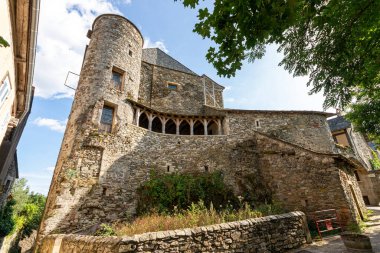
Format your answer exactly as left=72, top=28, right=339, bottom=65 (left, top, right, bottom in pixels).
left=370, top=150, right=380, bottom=170
left=0, top=199, right=16, bottom=237
left=95, top=224, right=115, bottom=236
left=136, top=171, right=239, bottom=214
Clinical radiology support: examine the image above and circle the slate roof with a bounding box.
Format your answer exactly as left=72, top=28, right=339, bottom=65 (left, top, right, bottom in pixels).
left=142, top=48, right=197, bottom=75
left=328, top=116, right=352, bottom=132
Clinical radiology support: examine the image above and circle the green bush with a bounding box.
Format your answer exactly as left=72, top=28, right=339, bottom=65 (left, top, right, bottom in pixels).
left=136, top=171, right=239, bottom=214
left=0, top=179, right=46, bottom=240
left=370, top=150, right=380, bottom=170
left=95, top=223, right=115, bottom=236
left=0, top=199, right=16, bottom=237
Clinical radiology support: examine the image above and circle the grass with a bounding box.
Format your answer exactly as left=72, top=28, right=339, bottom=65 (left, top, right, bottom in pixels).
left=96, top=201, right=284, bottom=236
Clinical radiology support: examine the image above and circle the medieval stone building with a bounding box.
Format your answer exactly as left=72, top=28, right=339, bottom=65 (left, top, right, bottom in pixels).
left=38, top=14, right=368, bottom=241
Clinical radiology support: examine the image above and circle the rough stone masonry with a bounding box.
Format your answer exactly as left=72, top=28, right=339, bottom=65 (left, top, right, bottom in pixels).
left=40, top=212, right=310, bottom=253
left=37, top=14, right=367, bottom=247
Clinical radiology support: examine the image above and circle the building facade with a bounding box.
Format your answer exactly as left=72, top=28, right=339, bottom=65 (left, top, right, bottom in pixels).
left=0, top=0, right=40, bottom=206
left=38, top=14, right=368, bottom=242
left=328, top=115, right=380, bottom=206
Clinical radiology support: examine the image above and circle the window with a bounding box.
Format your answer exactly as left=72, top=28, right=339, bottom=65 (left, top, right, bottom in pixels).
left=333, top=131, right=351, bottom=147
left=354, top=170, right=361, bottom=182
left=111, top=67, right=124, bottom=90
left=167, top=82, right=178, bottom=91
left=0, top=76, right=11, bottom=109
left=99, top=105, right=114, bottom=133
left=129, top=50, right=133, bottom=57
left=255, top=119, right=261, bottom=128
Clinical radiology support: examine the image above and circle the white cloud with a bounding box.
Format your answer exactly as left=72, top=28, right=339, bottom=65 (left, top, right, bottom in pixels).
left=33, top=117, right=67, bottom=133
left=19, top=172, right=53, bottom=195
left=34, top=0, right=122, bottom=98
left=144, top=37, right=169, bottom=53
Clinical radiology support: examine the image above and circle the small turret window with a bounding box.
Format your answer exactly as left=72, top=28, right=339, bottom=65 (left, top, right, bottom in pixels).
left=111, top=67, right=125, bottom=91
left=100, top=105, right=114, bottom=133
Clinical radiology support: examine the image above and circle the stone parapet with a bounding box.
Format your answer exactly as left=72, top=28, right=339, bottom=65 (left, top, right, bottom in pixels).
left=40, top=211, right=310, bottom=253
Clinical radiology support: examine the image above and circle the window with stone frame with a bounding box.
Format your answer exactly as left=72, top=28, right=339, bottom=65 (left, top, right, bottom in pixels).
left=99, top=105, right=114, bottom=133
left=167, top=82, right=178, bottom=91
left=332, top=130, right=351, bottom=147
left=111, top=67, right=125, bottom=91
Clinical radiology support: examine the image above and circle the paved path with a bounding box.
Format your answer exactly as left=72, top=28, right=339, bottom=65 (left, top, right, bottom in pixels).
left=289, top=206, right=380, bottom=253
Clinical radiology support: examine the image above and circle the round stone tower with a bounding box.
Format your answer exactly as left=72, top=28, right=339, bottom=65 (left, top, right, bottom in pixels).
left=37, top=14, right=143, bottom=241
left=74, top=13, right=143, bottom=127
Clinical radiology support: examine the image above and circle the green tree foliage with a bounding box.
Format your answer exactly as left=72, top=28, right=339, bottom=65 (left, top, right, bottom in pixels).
left=136, top=171, right=239, bottom=214
left=0, top=36, right=10, bottom=47
left=346, top=91, right=380, bottom=145
left=177, top=0, right=380, bottom=139
left=0, top=179, right=46, bottom=239
left=0, top=199, right=16, bottom=237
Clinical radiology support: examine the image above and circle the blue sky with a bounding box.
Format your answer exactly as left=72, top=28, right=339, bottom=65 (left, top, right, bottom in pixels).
left=18, top=0, right=333, bottom=195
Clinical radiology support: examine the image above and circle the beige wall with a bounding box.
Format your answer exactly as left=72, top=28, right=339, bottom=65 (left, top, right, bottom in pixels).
left=0, top=0, right=16, bottom=145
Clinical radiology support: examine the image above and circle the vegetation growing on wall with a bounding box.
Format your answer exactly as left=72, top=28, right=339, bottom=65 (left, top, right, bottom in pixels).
left=97, top=201, right=283, bottom=236
left=136, top=171, right=239, bottom=214
left=94, top=171, right=285, bottom=236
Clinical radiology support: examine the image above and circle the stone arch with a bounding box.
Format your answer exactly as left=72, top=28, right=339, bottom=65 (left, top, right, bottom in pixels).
left=138, top=112, right=149, bottom=129
left=179, top=120, right=190, bottom=135
left=207, top=120, right=219, bottom=135
left=193, top=120, right=205, bottom=135
left=165, top=118, right=176, bottom=135
left=151, top=116, right=162, bottom=133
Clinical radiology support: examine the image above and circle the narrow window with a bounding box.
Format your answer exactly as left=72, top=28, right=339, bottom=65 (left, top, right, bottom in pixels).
left=255, top=120, right=261, bottom=128
left=0, top=76, right=11, bottom=109
left=204, top=166, right=209, bottom=172
left=4, top=179, right=11, bottom=192
left=167, top=166, right=170, bottom=172
left=167, top=82, right=178, bottom=91
left=354, top=170, right=361, bottom=182
left=99, top=105, right=114, bottom=133
left=362, top=196, right=370, bottom=205
left=111, top=67, right=124, bottom=91
left=129, top=50, right=133, bottom=57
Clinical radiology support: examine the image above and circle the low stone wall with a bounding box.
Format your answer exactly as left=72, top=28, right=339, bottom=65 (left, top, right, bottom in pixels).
left=40, top=211, right=310, bottom=253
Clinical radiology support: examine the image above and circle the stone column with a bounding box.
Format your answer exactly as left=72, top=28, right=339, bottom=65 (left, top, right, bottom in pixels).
left=134, top=107, right=140, bottom=125
left=217, top=119, right=222, bottom=135
left=148, top=113, right=155, bottom=131
left=189, top=119, right=194, bottom=136
left=175, top=119, right=181, bottom=135
left=203, top=119, right=208, bottom=136
left=160, top=117, right=168, bottom=134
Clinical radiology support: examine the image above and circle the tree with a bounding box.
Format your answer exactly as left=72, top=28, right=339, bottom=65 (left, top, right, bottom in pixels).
left=0, top=179, right=46, bottom=240
left=178, top=0, right=380, bottom=139
left=0, top=199, right=15, bottom=237
left=0, top=36, right=10, bottom=47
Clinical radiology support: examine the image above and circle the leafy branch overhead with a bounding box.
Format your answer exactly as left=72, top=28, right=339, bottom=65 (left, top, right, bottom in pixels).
left=177, top=0, right=380, bottom=141
left=0, top=36, right=10, bottom=47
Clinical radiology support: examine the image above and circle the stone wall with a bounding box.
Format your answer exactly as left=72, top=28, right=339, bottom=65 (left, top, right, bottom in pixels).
left=348, top=126, right=375, bottom=170
left=226, top=110, right=336, bottom=153
left=40, top=211, right=310, bottom=253
left=138, top=62, right=224, bottom=115
left=356, top=168, right=380, bottom=206
left=38, top=122, right=365, bottom=235
left=369, top=170, right=380, bottom=206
